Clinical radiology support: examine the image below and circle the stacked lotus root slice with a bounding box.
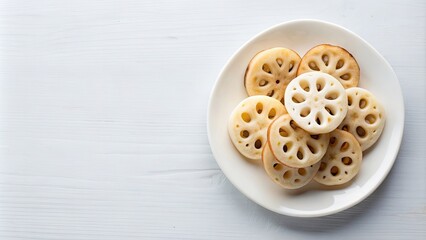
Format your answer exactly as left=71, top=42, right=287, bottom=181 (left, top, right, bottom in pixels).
left=228, top=44, right=386, bottom=189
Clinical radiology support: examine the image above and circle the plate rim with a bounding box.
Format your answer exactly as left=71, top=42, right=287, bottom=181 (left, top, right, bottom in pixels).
left=207, top=19, right=405, bottom=217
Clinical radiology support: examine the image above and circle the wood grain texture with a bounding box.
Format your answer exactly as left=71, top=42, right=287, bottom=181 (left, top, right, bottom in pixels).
left=0, top=0, right=425, bottom=239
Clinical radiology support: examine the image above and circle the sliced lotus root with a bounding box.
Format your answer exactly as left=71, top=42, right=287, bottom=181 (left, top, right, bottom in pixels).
left=267, top=114, right=329, bottom=168
left=297, top=44, right=360, bottom=88
left=338, top=87, right=386, bottom=151
left=284, top=72, right=348, bottom=134
left=314, top=129, right=362, bottom=185
left=262, top=144, right=320, bottom=189
left=228, top=96, right=287, bottom=160
left=245, top=47, right=301, bottom=103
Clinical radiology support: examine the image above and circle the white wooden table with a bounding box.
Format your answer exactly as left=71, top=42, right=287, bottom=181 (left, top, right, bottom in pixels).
left=0, top=0, right=425, bottom=239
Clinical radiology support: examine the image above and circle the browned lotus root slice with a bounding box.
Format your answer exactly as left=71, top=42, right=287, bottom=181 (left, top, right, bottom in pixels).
left=245, top=47, right=301, bottom=103
left=297, top=44, right=360, bottom=88
left=263, top=144, right=320, bottom=189
left=338, top=87, right=385, bottom=151
left=228, top=96, right=287, bottom=160
left=267, top=114, right=329, bottom=168
left=314, top=129, right=362, bottom=185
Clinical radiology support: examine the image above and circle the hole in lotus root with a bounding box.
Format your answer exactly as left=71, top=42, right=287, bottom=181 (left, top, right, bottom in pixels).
left=359, top=98, right=368, bottom=109
left=297, top=149, right=304, bottom=160
left=245, top=144, right=249, bottom=147
left=299, top=80, right=310, bottom=92
left=315, top=112, right=323, bottom=125
left=325, top=106, right=335, bottom=116
left=340, top=142, right=349, bottom=151
left=259, top=79, right=269, bottom=87
left=322, top=54, right=329, bottom=66
left=268, top=108, right=276, bottom=119
left=292, top=93, right=306, bottom=103
left=283, top=171, right=292, bottom=179
left=289, top=120, right=298, bottom=130
left=294, top=179, right=301, bottom=183
left=262, top=64, right=271, bottom=73
left=283, top=142, right=292, bottom=153
left=316, top=117, right=321, bottom=125
left=325, top=91, right=339, bottom=100
left=289, top=61, right=295, bottom=72
left=307, top=144, right=317, bottom=154
left=276, top=58, right=283, bottom=67
left=241, top=112, right=251, bottom=122
left=319, top=162, right=327, bottom=171
left=300, top=107, right=311, bottom=117
left=273, top=163, right=283, bottom=171
left=308, top=61, right=320, bottom=71
left=342, top=157, right=353, bottom=165
left=267, top=90, right=275, bottom=97
left=256, top=102, right=263, bottom=114
left=345, top=171, right=348, bottom=175
left=298, top=168, right=306, bottom=176
left=348, top=96, right=353, bottom=106
left=330, top=137, right=337, bottom=145
left=330, top=166, right=339, bottom=176
left=340, top=73, right=351, bottom=80
left=254, top=139, right=262, bottom=149
left=316, top=78, right=325, bottom=91
left=336, top=59, right=344, bottom=69
left=279, top=128, right=289, bottom=137
left=275, top=79, right=280, bottom=84
left=342, top=125, right=349, bottom=131
left=356, top=126, right=367, bottom=138
left=365, top=114, right=377, bottom=124
left=240, top=130, right=249, bottom=138
left=311, top=134, right=319, bottom=140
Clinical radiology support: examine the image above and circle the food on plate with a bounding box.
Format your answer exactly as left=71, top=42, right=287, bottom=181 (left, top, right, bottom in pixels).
left=262, top=144, right=320, bottom=189
left=245, top=47, right=301, bottom=103
left=284, top=72, right=348, bottom=134
left=338, top=87, right=385, bottom=151
left=297, top=44, right=359, bottom=88
left=267, top=114, right=329, bottom=168
left=314, top=129, right=362, bottom=185
left=228, top=96, right=286, bottom=160
left=227, top=43, right=385, bottom=190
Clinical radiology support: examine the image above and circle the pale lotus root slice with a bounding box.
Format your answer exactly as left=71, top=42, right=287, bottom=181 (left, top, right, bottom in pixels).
left=297, top=44, right=360, bottom=88
left=262, top=144, right=320, bottom=189
left=338, top=87, right=386, bottom=151
left=314, top=129, right=362, bottom=185
left=228, top=96, right=287, bottom=160
left=267, top=114, right=329, bottom=168
left=284, top=72, right=348, bottom=134
left=245, top=47, right=301, bottom=103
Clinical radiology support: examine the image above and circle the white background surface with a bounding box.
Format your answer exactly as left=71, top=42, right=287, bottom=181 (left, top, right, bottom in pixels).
left=0, top=0, right=424, bottom=239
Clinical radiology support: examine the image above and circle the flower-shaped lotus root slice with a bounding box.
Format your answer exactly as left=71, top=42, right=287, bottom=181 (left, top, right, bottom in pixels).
left=284, top=72, right=348, bottom=134
left=228, top=96, right=287, bottom=160
left=338, top=87, right=385, bottom=151
left=297, top=44, right=360, bottom=88
left=245, top=47, right=301, bottom=103
left=268, top=114, right=329, bottom=168
left=262, top=144, right=320, bottom=189
left=314, top=129, right=362, bottom=185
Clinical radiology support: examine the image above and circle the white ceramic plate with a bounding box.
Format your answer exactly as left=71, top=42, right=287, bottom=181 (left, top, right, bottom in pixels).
left=207, top=20, right=404, bottom=217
